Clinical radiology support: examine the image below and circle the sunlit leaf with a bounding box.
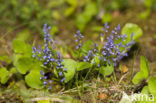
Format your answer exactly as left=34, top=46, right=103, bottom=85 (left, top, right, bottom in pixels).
left=77, top=62, right=91, bottom=71
left=99, top=65, right=114, bottom=77
left=149, top=77, right=156, bottom=96
left=0, top=67, right=10, bottom=84
left=25, top=69, right=43, bottom=89
left=102, top=13, right=112, bottom=23
left=62, top=59, right=77, bottom=83
left=0, top=56, right=12, bottom=64
left=15, top=57, right=33, bottom=74
left=132, top=56, right=149, bottom=84
left=121, top=23, right=143, bottom=43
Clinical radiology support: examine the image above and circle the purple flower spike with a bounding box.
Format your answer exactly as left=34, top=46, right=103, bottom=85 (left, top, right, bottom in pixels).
left=61, top=77, right=65, bottom=82
left=49, top=86, right=52, bottom=90
left=74, top=30, right=84, bottom=50
left=40, top=70, right=44, bottom=76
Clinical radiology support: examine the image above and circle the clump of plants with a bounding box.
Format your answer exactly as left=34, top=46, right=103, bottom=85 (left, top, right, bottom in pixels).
left=32, top=24, right=67, bottom=90
left=1, top=22, right=150, bottom=102
left=31, top=23, right=137, bottom=91
left=0, top=22, right=143, bottom=90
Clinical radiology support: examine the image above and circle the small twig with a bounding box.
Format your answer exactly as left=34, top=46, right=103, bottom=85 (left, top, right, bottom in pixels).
left=118, top=73, right=128, bottom=85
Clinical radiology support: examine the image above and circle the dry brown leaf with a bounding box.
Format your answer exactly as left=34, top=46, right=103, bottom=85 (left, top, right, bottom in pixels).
left=98, top=93, right=108, bottom=100
left=122, top=65, right=128, bottom=73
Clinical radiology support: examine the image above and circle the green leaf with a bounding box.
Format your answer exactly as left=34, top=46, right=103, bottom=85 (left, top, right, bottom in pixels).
left=149, top=77, right=156, bottom=96
left=77, top=62, right=92, bottom=71
left=91, top=26, right=103, bottom=32
left=50, top=25, right=59, bottom=35
left=0, top=67, right=10, bottom=84
left=141, top=86, right=149, bottom=94
left=121, top=23, right=143, bottom=43
left=52, top=11, right=61, bottom=20
left=85, top=2, right=97, bottom=16
left=65, top=0, right=77, bottom=17
left=16, top=29, right=31, bottom=42
left=99, top=65, right=114, bottom=77
left=25, top=70, right=43, bottom=89
left=140, top=56, right=149, bottom=78
left=13, top=39, right=26, bottom=53
left=66, top=0, right=77, bottom=6
left=132, top=56, right=149, bottom=84
left=102, top=13, right=112, bottom=23
left=138, top=86, right=156, bottom=103
left=144, top=0, right=154, bottom=8
left=10, top=67, right=17, bottom=74
left=132, top=71, right=145, bottom=85
left=91, top=55, right=100, bottom=66
left=15, top=57, right=33, bottom=74
left=13, top=39, right=32, bottom=56
left=13, top=54, right=23, bottom=66
left=75, top=13, right=88, bottom=31
left=75, top=2, right=97, bottom=31
left=38, top=100, right=50, bottom=103
left=138, top=9, right=150, bottom=19
left=64, top=6, right=76, bottom=17
left=82, top=40, right=94, bottom=54
left=62, top=59, right=77, bottom=83
left=0, top=56, right=12, bottom=64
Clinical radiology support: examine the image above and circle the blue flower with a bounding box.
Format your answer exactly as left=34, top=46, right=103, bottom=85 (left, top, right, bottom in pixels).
left=59, top=71, right=63, bottom=76
left=49, top=86, right=52, bottom=90
left=97, top=23, right=135, bottom=67
left=32, top=24, right=67, bottom=90
left=61, top=77, right=65, bottom=82
left=74, top=30, right=84, bottom=50
left=40, top=70, right=44, bottom=76
left=48, top=80, right=52, bottom=83
left=43, top=81, right=47, bottom=85
left=64, top=68, right=67, bottom=71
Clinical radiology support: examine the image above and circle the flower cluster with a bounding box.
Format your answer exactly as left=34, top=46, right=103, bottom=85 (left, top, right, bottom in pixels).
left=40, top=70, right=52, bottom=90
left=74, top=30, right=84, bottom=50
left=100, top=23, right=109, bottom=37
left=83, top=43, right=98, bottom=62
left=32, top=24, right=67, bottom=90
left=84, top=23, right=135, bottom=67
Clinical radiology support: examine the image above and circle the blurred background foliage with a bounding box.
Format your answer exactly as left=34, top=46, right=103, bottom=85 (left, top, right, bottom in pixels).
left=1, top=0, right=155, bottom=33
left=0, top=0, right=156, bottom=55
